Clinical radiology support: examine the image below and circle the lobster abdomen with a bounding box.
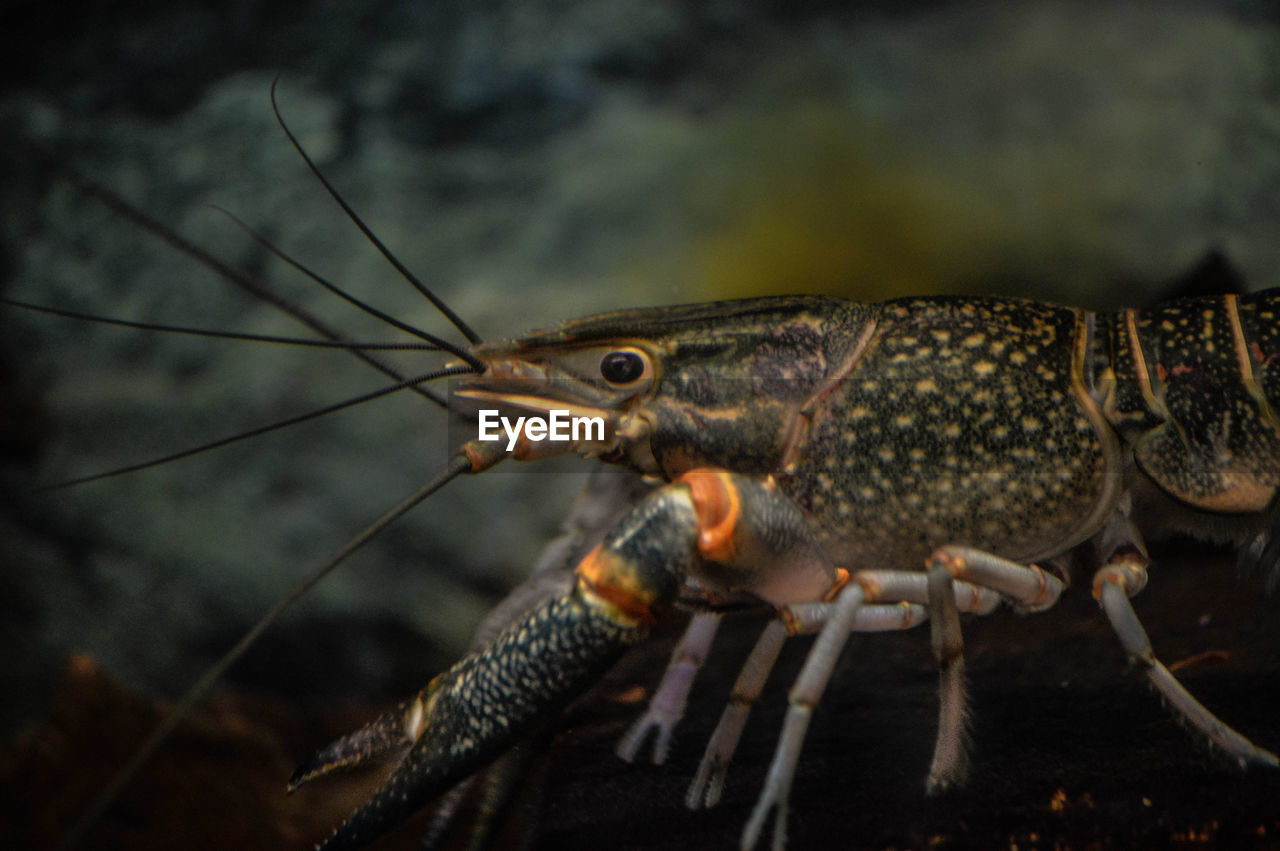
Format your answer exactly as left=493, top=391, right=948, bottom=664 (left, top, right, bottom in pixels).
left=1102, top=289, right=1280, bottom=513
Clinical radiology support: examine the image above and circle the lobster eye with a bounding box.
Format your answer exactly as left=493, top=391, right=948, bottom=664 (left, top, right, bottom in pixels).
left=600, top=350, right=647, bottom=385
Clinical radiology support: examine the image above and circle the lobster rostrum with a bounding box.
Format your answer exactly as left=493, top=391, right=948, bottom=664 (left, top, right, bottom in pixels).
left=289, top=290, right=1280, bottom=850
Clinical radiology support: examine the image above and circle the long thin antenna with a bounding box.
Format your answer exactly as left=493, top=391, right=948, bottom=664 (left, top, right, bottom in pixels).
left=55, top=453, right=477, bottom=850
left=210, top=206, right=484, bottom=371
left=2, top=297, right=439, bottom=351
left=52, top=163, right=454, bottom=409
left=32, top=365, right=473, bottom=492
left=269, top=76, right=482, bottom=344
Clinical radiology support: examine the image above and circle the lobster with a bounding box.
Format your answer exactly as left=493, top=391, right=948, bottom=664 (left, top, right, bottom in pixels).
left=11, top=96, right=1277, bottom=851
left=272, top=286, right=1280, bottom=850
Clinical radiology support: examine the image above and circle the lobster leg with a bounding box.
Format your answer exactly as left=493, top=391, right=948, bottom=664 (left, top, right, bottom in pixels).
left=1091, top=500, right=1278, bottom=768
left=925, top=559, right=968, bottom=796
left=687, top=618, right=789, bottom=810
left=617, top=612, right=722, bottom=764
left=738, top=547, right=1064, bottom=851
left=687, top=573, right=997, bottom=811
left=740, top=550, right=1062, bottom=850
left=918, top=546, right=1065, bottom=794
left=921, top=546, right=1067, bottom=793
left=1094, top=553, right=1279, bottom=768
left=742, top=582, right=869, bottom=851
left=686, top=600, right=933, bottom=812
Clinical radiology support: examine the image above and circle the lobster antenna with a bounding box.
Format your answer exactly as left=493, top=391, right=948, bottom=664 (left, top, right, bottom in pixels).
left=53, top=163, right=452, bottom=409
left=55, top=452, right=477, bottom=850
left=209, top=205, right=484, bottom=371
left=1, top=297, right=439, bottom=351
left=30, top=365, right=474, bottom=492
left=269, top=76, right=482, bottom=345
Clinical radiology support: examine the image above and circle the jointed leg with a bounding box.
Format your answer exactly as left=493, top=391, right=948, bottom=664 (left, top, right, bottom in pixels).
left=617, top=612, right=723, bottom=764
left=1094, top=554, right=1278, bottom=768
left=688, top=570, right=996, bottom=814
left=926, top=559, right=968, bottom=793
left=1090, top=501, right=1277, bottom=767
left=687, top=618, right=788, bottom=809
left=741, top=583, right=868, bottom=851
left=734, top=565, right=1012, bottom=849
left=922, top=546, right=1067, bottom=793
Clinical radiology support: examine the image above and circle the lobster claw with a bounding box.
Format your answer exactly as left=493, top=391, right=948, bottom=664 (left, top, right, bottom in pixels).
left=288, top=699, right=418, bottom=792
left=292, top=469, right=832, bottom=849
left=290, top=475, right=708, bottom=849
left=286, top=684, right=466, bottom=850
left=290, top=591, right=651, bottom=850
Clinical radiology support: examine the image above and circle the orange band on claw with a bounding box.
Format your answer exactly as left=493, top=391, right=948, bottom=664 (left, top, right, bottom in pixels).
left=576, top=544, right=657, bottom=626
left=679, top=469, right=741, bottom=562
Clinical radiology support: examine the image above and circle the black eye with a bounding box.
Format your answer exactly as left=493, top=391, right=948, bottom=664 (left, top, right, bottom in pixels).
left=600, top=350, right=646, bottom=385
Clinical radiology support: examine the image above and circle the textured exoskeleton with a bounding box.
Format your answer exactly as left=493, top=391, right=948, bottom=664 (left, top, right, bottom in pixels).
left=292, top=292, right=1280, bottom=850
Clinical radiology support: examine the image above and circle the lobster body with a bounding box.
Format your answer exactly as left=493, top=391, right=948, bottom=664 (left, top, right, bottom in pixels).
left=791, top=296, right=1116, bottom=571
left=532, top=291, right=1279, bottom=572
left=294, top=289, right=1279, bottom=850
left=799, top=292, right=1280, bottom=571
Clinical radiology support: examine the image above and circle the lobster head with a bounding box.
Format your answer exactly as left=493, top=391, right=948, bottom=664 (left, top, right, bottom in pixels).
left=453, top=295, right=874, bottom=479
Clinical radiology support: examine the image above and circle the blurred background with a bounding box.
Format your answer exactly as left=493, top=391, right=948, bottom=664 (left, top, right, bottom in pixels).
left=2, top=1, right=1279, bottom=848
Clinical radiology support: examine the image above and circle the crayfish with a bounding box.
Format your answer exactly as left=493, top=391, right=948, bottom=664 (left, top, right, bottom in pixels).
left=282, top=285, right=1280, bottom=849
left=16, top=93, right=1278, bottom=851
